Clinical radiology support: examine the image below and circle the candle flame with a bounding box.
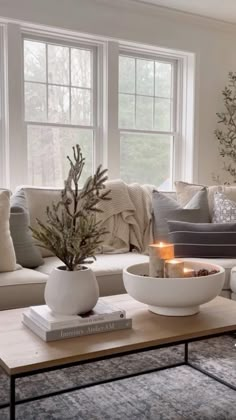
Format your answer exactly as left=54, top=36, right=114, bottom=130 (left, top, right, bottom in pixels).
left=151, top=242, right=167, bottom=247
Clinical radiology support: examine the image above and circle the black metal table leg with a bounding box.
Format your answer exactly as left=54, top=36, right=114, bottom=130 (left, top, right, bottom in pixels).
left=10, top=376, right=15, bottom=420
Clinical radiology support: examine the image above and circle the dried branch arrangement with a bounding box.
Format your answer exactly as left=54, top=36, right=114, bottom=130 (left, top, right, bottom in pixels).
left=31, top=145, right=111, bottom=271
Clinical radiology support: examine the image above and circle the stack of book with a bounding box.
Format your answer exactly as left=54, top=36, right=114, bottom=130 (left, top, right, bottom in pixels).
left=22, top=299, right=132, bottom=342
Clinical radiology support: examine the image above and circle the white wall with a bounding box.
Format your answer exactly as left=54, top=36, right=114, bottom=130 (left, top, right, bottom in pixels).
left=0, top=0, right=236, bottom=185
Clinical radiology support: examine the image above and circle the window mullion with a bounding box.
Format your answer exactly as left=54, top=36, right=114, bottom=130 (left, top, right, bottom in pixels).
left=25, top=121, right=95, bottom=130
left=104, top=41, right=119, bottom=179
left=46, top=43, right=49, bottom=121
left=120, top=128, right=175, bottom=136
left=69, top=47, right=72, bottom=123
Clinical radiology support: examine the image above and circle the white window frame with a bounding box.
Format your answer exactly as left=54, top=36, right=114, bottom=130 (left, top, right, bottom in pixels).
left=0, top=20, right=195, bottom=191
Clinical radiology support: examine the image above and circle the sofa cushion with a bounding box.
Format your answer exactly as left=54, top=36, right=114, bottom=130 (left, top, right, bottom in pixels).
left=212, top=192, right=236, bottom=223
left=37, top=253, right=149, bottom=297
left=0, top=190, right=17, bottom=272
left=10, top=188, right=44, bottom=268
left=152, top=189, right=210, bottom=241
left=0, top=266, right=47, bottom=310
left=167, top=220, right=236, bottom=258
left=10, top=206, right=44, bottom=268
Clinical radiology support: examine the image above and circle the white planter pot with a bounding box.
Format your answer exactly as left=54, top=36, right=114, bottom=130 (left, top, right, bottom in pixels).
left=44, top=266, right=99, bottom=315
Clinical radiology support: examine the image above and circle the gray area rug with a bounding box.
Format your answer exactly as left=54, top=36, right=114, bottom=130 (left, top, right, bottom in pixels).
left=0, top=335, right=236, bottom=419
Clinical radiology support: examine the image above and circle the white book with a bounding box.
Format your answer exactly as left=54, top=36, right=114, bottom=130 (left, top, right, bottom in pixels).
left=29, top=299, right=126, bottom=331
left=22, top=311, right=132, bottom=342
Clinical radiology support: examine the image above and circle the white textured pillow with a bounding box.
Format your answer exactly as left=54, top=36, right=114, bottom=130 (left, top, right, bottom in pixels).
left=0, top=190, right=17, bottom=272
left=212, top=192, right=236, bottom=223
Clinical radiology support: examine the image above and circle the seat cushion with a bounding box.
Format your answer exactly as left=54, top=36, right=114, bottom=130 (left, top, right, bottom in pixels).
left=0, top=267, right=47, bottom=310
left=37, top=253, right=149, bottom=296
left=37, top=254, right=235, bottom=294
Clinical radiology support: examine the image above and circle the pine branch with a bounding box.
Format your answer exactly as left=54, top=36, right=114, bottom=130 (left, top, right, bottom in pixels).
left=30, top=144, right=111, bottom=271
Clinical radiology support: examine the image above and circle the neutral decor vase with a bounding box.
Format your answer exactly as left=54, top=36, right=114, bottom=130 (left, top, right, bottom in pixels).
left=45, top=266, right=99, bottom=315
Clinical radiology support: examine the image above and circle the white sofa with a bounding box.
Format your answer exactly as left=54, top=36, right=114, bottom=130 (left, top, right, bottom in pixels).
left=1, top=184, right=236, bottom=310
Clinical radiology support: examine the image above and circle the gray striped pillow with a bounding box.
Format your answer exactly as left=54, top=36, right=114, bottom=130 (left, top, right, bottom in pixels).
left=167, top=220, right=236, bottom=258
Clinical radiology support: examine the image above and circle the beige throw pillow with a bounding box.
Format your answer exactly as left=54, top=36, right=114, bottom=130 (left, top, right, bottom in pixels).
left=175, top=181, right=204, bottom=206
left=0, top=190, right=17, bottom=272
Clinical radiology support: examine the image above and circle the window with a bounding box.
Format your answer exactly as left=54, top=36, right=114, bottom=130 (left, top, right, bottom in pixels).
left=24, top=38, right=96, bottom=187
left=119, top=53, right=176, bottom=189
left=1, top=22, right=194, bottom=191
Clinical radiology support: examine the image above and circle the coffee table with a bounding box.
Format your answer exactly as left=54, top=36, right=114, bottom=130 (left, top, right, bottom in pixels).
left=1, top=294, right=236, bottom=419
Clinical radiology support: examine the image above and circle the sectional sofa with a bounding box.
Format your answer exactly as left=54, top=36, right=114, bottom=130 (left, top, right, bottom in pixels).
left=1, top=181, right=236, bottom=311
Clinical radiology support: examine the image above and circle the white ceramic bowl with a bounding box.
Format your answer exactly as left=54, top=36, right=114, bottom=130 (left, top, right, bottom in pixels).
left=123, top=261, right=225, bottom=316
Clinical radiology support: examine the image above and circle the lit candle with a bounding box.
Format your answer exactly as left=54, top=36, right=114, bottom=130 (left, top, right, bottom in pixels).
left=149, top=242, right=174, bottom=278
left=164, top=259, right=185, bottom=278
left=183, top=267, right=195, bottom=278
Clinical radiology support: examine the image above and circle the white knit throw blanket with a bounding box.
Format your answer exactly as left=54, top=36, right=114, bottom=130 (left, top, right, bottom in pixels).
left=96, top=180, right=154, bottom=254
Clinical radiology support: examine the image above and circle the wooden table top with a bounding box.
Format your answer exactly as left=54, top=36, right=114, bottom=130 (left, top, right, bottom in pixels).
left=1, top=295, right=236, bottom=375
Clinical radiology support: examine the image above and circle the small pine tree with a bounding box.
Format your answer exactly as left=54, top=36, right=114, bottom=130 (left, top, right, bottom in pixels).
left=214, top=72, right=236, bottom=184
left=30, top=145, right=111, bottom=271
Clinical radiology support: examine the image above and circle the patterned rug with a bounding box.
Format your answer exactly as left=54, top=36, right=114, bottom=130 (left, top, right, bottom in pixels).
left=0, top=335, right=236, bottom=419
